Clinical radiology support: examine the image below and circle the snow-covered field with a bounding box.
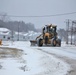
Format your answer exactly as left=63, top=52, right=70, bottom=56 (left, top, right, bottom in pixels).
left=0, top=41, right=76, bottom=75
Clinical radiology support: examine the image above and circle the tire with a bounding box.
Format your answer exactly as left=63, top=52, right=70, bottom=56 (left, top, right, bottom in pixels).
left=56, top=39, right=61, bottom=47
left=52, top=39, right=56, bottom=46
left=58, top=39, right=61, bottom=47
left=45, top=36, right=48, bottom=45
left=37, top=39, right=43, bottom=47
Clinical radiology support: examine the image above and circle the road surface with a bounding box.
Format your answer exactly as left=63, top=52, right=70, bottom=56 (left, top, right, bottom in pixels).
left=0, top=41, right=76, bottom=75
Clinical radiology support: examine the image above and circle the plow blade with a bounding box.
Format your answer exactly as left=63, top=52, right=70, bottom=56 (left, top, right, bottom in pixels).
left=30, top=40, right=37, bottom=46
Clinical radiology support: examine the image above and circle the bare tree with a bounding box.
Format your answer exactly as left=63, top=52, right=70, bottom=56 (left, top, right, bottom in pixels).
left=0, top=12, right=10, bottom=22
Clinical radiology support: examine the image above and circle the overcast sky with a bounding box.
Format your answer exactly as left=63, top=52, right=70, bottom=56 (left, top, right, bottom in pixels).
left=0, top=0, right=76, bottom=29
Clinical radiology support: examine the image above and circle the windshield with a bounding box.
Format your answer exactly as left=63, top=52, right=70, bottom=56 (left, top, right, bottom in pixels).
left=43, top=26, right=56, bottom=34
left=49, top=27, right=56, bottom=33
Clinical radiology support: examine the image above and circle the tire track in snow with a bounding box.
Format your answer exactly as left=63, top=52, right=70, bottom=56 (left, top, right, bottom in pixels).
left=32, top=47, right=76, bottom=75
left=30, top=47, right=71, bottom=75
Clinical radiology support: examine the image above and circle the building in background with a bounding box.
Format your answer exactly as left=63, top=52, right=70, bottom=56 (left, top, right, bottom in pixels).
left=0, top=28, right=41, bottom=41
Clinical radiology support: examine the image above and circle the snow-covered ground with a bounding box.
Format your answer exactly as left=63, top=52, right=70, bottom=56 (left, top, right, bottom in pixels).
left=32, top=42, right=76, bottom=60
left=0, top=41, right=75, bottom=75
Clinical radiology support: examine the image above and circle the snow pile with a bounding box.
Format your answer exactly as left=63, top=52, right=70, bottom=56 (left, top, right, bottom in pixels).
left=0, top=41, right=70, bottom=75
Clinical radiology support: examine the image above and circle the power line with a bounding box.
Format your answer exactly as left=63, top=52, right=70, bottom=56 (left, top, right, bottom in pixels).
left=0, top=11, right=76, bottom=18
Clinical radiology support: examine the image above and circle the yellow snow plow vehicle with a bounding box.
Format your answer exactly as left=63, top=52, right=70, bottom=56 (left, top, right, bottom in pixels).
left=30, top=24, right=61, bottom=47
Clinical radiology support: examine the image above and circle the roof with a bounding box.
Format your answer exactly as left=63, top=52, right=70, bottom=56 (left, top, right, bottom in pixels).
left=45, top=24, right=57, bottom=27
left=0, top=28, right=10, bottom=32
left=0, top=28, right=10, bottom=35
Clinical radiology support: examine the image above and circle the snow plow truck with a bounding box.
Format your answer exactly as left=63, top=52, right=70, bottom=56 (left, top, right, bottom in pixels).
left=30, top=24, right=61, bottom=47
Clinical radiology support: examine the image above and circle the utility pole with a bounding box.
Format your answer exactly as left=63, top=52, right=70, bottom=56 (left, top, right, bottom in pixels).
left=11, top=24, right=14, bottom=42
left=71, top=21, right=73, bottom=45
left=72, top=21, right=76, bottom=45
left=12, top=30, right=13, bottom=41
left=66, top=19, right=69, bottom=44
left=17, top=22, right=19, bottom=41
left=11, top=24, right=14, bottom=45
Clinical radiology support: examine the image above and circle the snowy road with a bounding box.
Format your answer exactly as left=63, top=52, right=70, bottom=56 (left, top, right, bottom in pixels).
left=0, top=41, right=76, bottom=75
left=32, top=44, right=76, bottom=60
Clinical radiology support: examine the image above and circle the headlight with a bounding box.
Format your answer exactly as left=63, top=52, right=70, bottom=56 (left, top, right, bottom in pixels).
left=51, top=27, right=52, bottom=29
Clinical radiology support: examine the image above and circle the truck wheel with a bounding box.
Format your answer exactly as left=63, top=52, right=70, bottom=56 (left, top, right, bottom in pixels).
left=52, top=39, right=56, bottom=46
left=58, top=39, right=61, bottom=47
left=45, top=36, right=48, bottom=45
left=37, top=39, right=43, bottom=47
left=56, top=39, right=61, bottom=47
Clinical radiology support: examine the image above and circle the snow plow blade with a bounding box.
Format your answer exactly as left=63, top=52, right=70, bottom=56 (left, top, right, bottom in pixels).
left=30, top=40, right=37, bottom=46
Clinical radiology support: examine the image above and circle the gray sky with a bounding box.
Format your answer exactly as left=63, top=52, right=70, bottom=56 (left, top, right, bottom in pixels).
left=0, top=0, right=76, bottom=29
